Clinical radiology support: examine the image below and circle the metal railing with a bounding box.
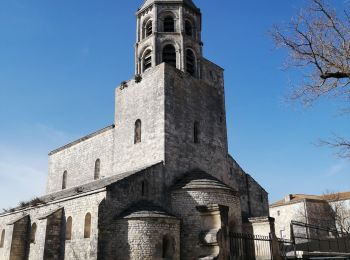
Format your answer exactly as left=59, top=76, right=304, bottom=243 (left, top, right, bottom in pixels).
left=229, top=222, right=350, bottom=260
left=229, top=232, right=274, bottom=260
left=291, top=221, right=350, bottom=254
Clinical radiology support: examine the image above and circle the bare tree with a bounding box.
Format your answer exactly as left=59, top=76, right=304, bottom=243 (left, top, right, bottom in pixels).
left=272, top=0, right=350, bottom=158
left=323, top=192, right=350, bottom=234
left=295, top=199, right=336, bottom=230
left=294, top=192, right=350, bottom=235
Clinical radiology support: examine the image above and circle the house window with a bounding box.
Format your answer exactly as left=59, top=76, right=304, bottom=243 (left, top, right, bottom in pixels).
left=0, top=229, right=4, bottom=248
left=185, top=20, right=193, bottom=36
left=162, top=45, right=176, bottom=67
left=143, top=50, right=152, bottom=72
left=134, top=119, right=142, bottom=144
left=163, top=16, right=175, bottom=32
left=94, top=159, right=100, bottom=180
left=144, top=19, right=153, bottom=38
left=84, top=213, right=91, bottom=238
left=162, top=235, right=175, bottom=258
left=62, top=171, right=67, bottom=190
left=186, top=49, right=195, bottom=76
left=194, top=121, right=200, bottom=144
left=66, top=216, right=72, bottom=240
left=30, top=223, right=37, bottom=243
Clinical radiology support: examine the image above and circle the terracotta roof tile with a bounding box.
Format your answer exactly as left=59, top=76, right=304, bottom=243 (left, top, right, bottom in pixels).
left=270, top=192, right=350, bottom=207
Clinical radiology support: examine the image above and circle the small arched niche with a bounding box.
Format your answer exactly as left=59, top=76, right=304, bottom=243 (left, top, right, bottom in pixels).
left=30, top=223, right=37, bottom=243
left=0, top=229, right=5, bottom=248
left=84, top=213, right=91, bottom=238
left=62, top=171, right=67, bottom=190
left=94, top=159, right=101, bottom=180
left=194, top=121, right=200, bottom=144
left=134, top=119, right=142, bottom=144
left=66, top=216, right=72, bottom=240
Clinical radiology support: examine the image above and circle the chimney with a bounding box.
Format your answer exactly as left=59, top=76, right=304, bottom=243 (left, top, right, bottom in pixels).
left=284, top=194, right=293, bottom=203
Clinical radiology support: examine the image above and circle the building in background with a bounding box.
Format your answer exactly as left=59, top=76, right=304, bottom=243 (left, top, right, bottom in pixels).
left=270, top=192, right=350, bottom=240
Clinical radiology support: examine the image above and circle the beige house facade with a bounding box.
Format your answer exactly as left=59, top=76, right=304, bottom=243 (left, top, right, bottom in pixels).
left=270, top=192, right=350, bottom=240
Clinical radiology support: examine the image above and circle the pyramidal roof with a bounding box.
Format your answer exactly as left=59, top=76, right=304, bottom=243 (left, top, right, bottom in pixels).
left=140, top=0, right=199, bottom=11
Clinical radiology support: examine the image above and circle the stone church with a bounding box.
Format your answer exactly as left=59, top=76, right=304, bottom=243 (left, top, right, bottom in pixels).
left=0, top=0, right=269, bottom=259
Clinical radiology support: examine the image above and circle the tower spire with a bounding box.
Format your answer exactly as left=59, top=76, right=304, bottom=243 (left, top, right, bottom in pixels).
left=135, top=0, right=202, bottom=77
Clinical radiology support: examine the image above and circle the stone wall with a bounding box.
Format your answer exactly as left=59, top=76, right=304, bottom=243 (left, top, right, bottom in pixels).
left=228, top=156, right=269, bottom=221
left=113, top=65, right=166, bottom=175
left=47, top=127, right=115, bottom=194
left=163, top=63, right=229, bottom=185
left=201, top=58, right=225, bottom=90
left=114, top=217, right=180, bottom=260
left=0, top=191, right=105, bottom=260
left=45, top=62, right=268, bottom=224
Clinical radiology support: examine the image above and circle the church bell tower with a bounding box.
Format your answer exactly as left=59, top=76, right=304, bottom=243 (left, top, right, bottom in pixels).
left=112, top=0, right=229, bottom=184
left=135, top=0, right=203, bottom=78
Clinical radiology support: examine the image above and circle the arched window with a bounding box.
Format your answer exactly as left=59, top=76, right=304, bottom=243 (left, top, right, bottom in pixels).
left=134, top=119, right=142, bottom=144
left=186, top=49, right=195, bottom=76
left=194, top=121, right=200, bottom=144
left=94, top=159, right=100, bottom=180
left=142, top=181, right=145, bottom=196
left=163, top=16, right=175, bottom=32
left=143, top=50, right=152, bottom=72
left=62, top=171, right=67, bottom=190
left=30, top=223, right=37, bottom=243
left=144, top=19, right=153, bottom=38
left=141, top=180, right=148, bottom=197
left=162, top=235, right=175, bottom=258
left=66, top=216, right=72, bottom=240
left=0, top=229, right=4, bottom=248
left=162, top=45, right=176, bottom=67
left=84, top=213, right=91, bottom=238
left=185, top=20, right=193, bottom=37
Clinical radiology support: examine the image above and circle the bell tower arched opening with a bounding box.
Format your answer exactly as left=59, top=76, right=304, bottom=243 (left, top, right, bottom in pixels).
left=135, top=0, right=202, bottom=76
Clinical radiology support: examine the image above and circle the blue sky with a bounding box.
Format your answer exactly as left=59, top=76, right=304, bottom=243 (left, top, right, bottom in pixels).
left=0, top=0, right=349, bottom=209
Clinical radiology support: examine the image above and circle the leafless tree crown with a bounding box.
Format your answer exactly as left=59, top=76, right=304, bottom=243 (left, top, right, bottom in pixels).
left=272, top=0, right=350, bottom=158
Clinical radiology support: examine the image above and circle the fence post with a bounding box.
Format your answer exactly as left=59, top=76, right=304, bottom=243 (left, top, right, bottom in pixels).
left=345, top=235, right=348, bottom=253
left=290, top=223, right=297, bottom=258
left=269, top=233, right=274, bottom=260
left=306, top=223, right=310, bottom=252
left=336, top=234, right=340, bottom=252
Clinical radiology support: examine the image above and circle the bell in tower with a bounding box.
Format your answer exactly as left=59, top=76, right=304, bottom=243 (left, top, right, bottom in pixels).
left=135, top=0, right=203, bottom=78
